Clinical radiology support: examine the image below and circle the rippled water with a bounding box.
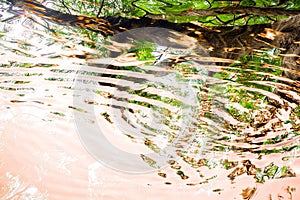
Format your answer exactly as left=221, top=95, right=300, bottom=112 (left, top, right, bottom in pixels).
left=0, top=2, right=300, bottom=200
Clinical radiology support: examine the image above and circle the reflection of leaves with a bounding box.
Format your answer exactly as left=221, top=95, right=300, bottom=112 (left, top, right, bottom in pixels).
left=129, top=40, right=156, bottom=61
left=144, top=139, right=161, bottom=153
left=221, top=159, right=238, bottom=170
left=51, top=111, right=65, bottom=117
left=228, top=160, right=257, bottom=180
left=294, top=106, right=300, bottom=117
left=240, top=0, right=256, bottom=6
left=176, top=170, right=189, bottom=179
left=241, top=186, right=256, bottom=200
left=140, top=154, right=157, bottom=167
left=158, top=172, right=167, bottom=178
left=54, top=0, right=296, bottom=27
left=133, top=0, right=167, bottom=14
left=256, top=163, right=296, bottom=183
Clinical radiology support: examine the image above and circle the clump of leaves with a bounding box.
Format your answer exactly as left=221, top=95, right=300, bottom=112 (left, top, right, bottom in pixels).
left=130, top=89, right=183, bottom=107
left=255, top=163, right=296, bottom=183
left=129, top=40, right=156, bottom=61
left=51, top=111, right=65, bottom=117
left=294, top=106, right=300, bottom=117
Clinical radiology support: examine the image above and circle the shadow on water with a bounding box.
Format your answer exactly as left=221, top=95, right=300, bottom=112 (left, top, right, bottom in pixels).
left=0, top=1, right=300, bottom=199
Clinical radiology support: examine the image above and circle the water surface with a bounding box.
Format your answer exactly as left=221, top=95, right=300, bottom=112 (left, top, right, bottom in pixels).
left=0, top=2, right=300, bottom=199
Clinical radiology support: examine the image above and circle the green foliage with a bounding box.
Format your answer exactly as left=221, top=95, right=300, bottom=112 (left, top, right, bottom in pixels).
left=120, top=65, right=147, bottom=73
left=51, top=0, right=297, bottom=27
left=209, top=48, right=285, bottom=125
left=294, top=106, right=300, bottom=117
left=129, top=40, right=157, bottom=60
left=255, top=163, right=291, bottom=183
left=227, top=48, right=282, bottom=81
left=220, top=159, right=238, bottom=170
left=51, top=111, right=66, bottom=117
left=293, top=0, right=300, bottom=8
left=174, top=62, right=201, bottom=74
left=134, top=0, right=167, bottom=14
left=129, top=89, right=184, bottom=107
left=247, top=0, right=278, bottom=6
left=225, top=104, right=252, bottom=123
left=129, top=0, right=294, bottom=25
left=262, top=133, right=289, bottom=145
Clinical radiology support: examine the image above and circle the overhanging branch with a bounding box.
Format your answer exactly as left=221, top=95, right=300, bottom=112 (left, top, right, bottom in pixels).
left=146, top=6, right=300, bottom=19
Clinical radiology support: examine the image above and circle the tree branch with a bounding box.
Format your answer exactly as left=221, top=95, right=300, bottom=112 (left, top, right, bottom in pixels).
left=146, top=6, right=300, bottom=20
left=8, top=0, right=300, bottom=60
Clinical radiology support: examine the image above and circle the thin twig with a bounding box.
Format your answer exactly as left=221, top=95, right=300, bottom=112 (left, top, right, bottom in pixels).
left=60, top=0, right=71, bottom=14
left=96, top=0, right=105, bottom=18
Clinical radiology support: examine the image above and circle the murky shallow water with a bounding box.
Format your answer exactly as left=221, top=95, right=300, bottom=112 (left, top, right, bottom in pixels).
left=1, top=2, right=300, bottom=199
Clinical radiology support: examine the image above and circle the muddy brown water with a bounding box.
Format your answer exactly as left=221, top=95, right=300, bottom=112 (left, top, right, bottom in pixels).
left=1, top=3, right=300, bottom=200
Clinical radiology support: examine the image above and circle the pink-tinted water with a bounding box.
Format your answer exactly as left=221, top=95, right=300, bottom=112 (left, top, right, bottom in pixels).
left=0, top=4, right=300, bottom=199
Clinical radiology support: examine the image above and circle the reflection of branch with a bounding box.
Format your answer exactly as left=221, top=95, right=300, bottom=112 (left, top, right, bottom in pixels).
left=10, top=0, right=115, bottom=36
left=184, top=6, right=300, bottom=16
left=147, top=6, right=300, bottom=19
left=60, top=0, right=71, bottom=14
left=272, top=14, right=300, bottom=32
left=96, top=0, right=105, bottom=18
left=8, top=0, right=300, bottom=61
left=215, top=14, right=250, bottom=25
